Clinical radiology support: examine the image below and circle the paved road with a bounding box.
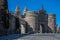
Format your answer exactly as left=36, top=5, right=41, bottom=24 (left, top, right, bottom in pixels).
left=14, top=33, right=60, bottom=40
left=0, top=33, right=60, bottom=40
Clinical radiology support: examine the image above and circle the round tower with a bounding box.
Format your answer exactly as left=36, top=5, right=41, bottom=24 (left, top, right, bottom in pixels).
left=48, top=14, right=56, bottom=33
left=25, top=11, right=38, bottom=33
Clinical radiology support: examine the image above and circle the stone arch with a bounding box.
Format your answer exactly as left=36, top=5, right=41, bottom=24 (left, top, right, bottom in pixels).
left=40, top=24, right=45, bottom=33
left=20, top=20, right=26, bottom=34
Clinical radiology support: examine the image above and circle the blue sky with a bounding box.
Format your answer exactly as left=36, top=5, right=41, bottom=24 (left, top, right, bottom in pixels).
left=8, top=0, right=60, bottom=26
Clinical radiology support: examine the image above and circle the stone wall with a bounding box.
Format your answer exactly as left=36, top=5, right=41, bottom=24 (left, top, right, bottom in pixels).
left=25, top=11, right=38, bottom=33
left=38, top=10, right=48, bottom=33
left=48, top=14, right=56, bottom=33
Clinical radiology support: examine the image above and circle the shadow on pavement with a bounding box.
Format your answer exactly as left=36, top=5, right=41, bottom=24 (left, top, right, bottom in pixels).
left=0, top=33, right=35, bottom=40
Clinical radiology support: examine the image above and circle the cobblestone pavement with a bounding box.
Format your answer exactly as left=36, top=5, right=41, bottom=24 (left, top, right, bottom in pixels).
left=14, top=33, right=60, bottom=40
left=0, top=33, right=60, bottom=40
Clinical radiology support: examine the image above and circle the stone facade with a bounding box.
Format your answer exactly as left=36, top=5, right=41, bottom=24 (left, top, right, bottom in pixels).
left=38, top=8, right=48, bottom=33
left=8, top=14, right=16, bottom=34
left=56, top=27, right=60, bottom=33
left=48, top=14, right=56, bottom=33
left=0, top=0, right=57, bottom=36
left=24, top=11, right=38, bottom=33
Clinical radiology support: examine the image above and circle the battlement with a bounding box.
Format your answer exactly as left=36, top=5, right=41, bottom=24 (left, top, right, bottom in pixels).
left=25, top=11, right=38, bottom=17
left=48, top=14, right=56, bottom=16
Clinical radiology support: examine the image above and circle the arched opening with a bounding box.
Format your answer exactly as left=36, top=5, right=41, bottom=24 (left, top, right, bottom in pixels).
left=21, top=24, right=25, bottom=34
left=25, top=22, right=28, bottom=33
left=40, top=24, right=45, bottom=33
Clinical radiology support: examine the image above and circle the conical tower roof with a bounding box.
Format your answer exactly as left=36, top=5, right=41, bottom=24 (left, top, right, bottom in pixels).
left=15, top=6, right=20, bottom=13
left=15, top=6, right=20, bottom=17
left=40, top=5, right=44, bottom=10
left=24, top=6, right=28, bottom=13
left=23, top=6, right=28, bottom=16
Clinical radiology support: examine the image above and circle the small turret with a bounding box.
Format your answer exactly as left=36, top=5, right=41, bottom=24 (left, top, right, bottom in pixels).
left=23, top=6, right=28, bottom=17
left=38, top=5, right=46, bottom=14
left=15, top=6, right=20, bottom=17
left=23, top=7, right=28, bottom=15
left=24, top=7, right=28, bottom=13
left=40, top=5, right=44, bottom=10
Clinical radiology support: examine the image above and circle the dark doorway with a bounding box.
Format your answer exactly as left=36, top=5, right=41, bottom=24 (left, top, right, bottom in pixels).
left=40, top=24, right=45, bottom=33
left=25, top=22, right=28, bottom=33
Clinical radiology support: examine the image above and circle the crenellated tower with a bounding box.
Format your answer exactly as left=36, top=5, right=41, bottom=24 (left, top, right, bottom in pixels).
left=24, top=7, right=38, bottom=33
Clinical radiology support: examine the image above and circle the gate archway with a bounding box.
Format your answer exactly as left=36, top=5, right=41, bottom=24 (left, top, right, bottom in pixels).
left=40, top=24, right=45, bottom=33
